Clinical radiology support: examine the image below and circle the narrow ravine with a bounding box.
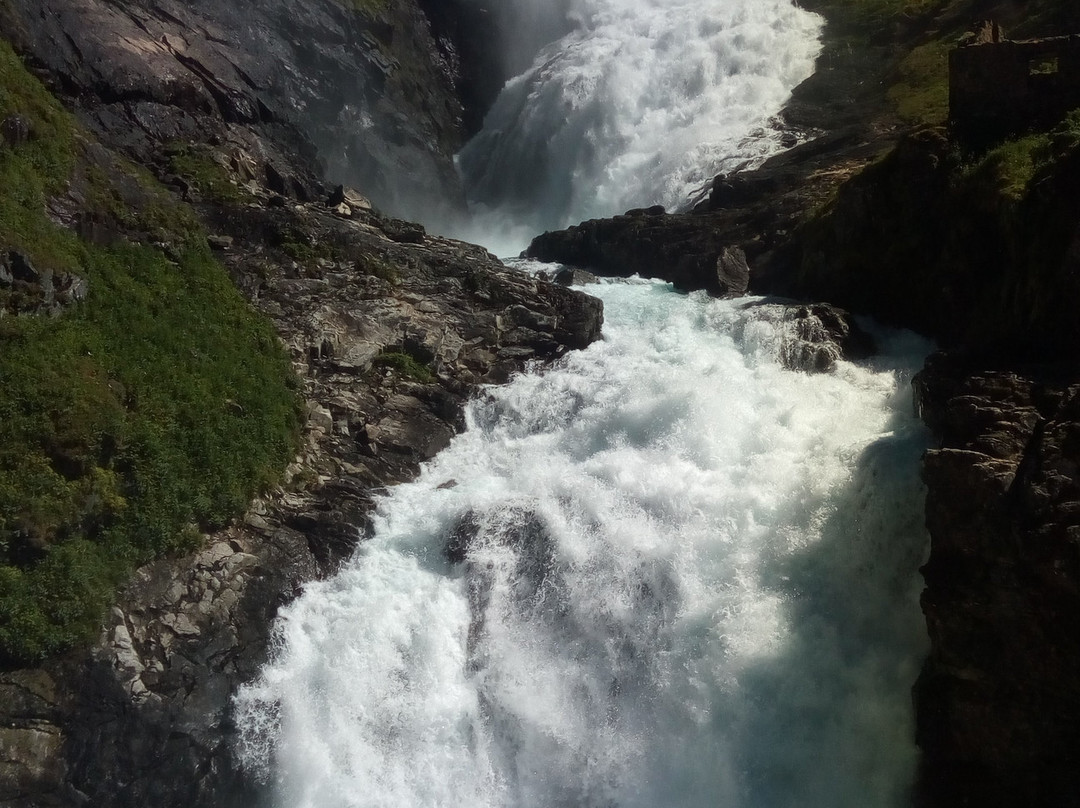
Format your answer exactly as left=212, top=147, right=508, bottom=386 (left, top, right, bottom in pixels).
left=235, top=2, right=934, bottom=805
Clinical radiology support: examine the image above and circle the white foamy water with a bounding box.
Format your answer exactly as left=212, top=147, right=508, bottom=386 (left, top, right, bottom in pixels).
left=453, top=0, right=822, bottom=248
left=236, top=278, right=932, bottom=808
left=235, top=2, right=932, bottom=804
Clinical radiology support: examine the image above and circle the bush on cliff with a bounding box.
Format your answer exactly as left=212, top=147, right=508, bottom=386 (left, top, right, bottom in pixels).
left=0, top=41, right=302, bottom=664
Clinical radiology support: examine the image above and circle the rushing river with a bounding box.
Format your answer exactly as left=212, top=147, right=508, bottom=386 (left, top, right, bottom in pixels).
left=235, top=1, right=933, bottom=806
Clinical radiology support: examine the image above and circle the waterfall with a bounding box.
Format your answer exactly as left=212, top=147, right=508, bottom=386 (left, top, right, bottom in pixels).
left=236, top=2, right=933, bottom=805
left=452, top=0, right=822, bottom=251
left=235, top=281, right=931, bottom=808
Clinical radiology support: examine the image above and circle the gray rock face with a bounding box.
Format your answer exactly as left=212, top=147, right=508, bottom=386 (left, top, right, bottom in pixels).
left=5, top=0, right=467, bottom=220
left=0, top=250, right=88, bottom=317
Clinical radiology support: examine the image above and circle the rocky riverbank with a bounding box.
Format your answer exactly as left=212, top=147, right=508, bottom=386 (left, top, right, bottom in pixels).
left=1, top=195, right=602, bottom=807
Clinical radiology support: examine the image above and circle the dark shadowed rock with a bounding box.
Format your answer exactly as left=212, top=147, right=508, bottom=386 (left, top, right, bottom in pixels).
left=0, top=113, right=31, bottom=147
left=913, top=353, right=1080, bottom=808
left=715, top=246, right=750, bottom=298
left=553, top=266, right=600, bottom=287
left=0, top=250, right=88, bottom=317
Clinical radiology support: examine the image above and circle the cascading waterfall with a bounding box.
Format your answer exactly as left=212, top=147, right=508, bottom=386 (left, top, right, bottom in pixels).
left=452, top=0, right=822, bottom=250
left=236, top=1, right=934, bottom=805
left=236, top=281, right=932, bottom=807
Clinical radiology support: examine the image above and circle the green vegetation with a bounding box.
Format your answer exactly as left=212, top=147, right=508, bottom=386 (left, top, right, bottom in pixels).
left=360, top=254, right=398, bottom=284
left=962, top=109, right=1080, bottom=199
left=888, top=38, right=951, bottom=125
left=166, top=143, right=252, bottom=206
left=803, top=0, right=1080, bottom=128
left=373, top=350, right=435, bottom=383
left=0, top=41, right=301, bottom=664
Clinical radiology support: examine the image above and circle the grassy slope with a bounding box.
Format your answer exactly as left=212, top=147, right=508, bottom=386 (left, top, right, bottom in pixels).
left=0, top=41, right=301, bottom=664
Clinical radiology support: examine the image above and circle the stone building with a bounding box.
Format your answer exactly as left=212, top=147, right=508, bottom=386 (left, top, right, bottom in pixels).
left=950, top=24, right=1080, bottom=143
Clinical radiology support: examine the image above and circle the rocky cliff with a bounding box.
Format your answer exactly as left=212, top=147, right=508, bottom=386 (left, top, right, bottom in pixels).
left=0, top=0, right=602, bottom=804
left=3, top=0, right=469, bottom=220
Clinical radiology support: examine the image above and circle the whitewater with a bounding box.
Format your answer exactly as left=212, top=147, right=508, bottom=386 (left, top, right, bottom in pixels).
left=235, top=1, right=934, bottom=806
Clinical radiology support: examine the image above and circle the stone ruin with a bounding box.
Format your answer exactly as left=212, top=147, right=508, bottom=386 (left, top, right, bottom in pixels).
left=950, top=22, right=1080, bottom=143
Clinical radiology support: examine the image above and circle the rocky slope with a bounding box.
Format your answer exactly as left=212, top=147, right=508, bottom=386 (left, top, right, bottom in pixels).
left=2, top=0, right=467, bottom=220
left=0, top=0, right=602, bottom=804
left=1, top=196, right=601, bottom=808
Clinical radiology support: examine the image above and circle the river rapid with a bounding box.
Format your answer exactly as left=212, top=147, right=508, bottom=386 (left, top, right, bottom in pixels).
left=235, top=2, right=933, bottom=806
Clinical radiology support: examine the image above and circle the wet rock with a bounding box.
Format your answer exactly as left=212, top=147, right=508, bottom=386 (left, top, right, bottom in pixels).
left=4, top=0, right=471, bottom=219
left=553, top=266, right=600, bottom=286
left=715, top=246, right=750, bottom=298
left=525, top=126, right=889, bottom=297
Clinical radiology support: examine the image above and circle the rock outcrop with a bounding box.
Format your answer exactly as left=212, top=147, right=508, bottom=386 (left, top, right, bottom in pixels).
left=525, top=126, right=886, bottom=298
left=0, top=0, right=603, bottom=803
left=3, top=0, right=468, bottom=220
left=0, top=250, right=88, bottom=317
left=914, top=354, right=1080, bottom=807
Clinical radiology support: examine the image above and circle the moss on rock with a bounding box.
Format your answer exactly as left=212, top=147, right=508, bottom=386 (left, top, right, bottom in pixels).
left=0, top=40, right=301, bottom=664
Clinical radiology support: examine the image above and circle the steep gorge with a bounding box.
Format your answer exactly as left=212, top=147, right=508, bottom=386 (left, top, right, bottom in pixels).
left=1, top=0, right=1079, bottom=806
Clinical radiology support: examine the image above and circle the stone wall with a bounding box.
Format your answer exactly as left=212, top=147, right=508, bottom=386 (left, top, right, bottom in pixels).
left=950, top=33, right=1080, bottom=142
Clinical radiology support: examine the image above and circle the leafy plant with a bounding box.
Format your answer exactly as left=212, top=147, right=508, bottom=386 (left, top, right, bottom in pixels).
left=373, top=350, right=436, bottom=383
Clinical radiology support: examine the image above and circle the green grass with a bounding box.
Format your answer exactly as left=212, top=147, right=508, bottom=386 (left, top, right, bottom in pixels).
left=0, top=40, right=301, bottom=664
left=373, top=350, right=435, bottom=383
left=166, top=143, right=253, bottom=206
left=961, top=110, right=1080, bottom=200
left=888, top=38, right=952, bottom=124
